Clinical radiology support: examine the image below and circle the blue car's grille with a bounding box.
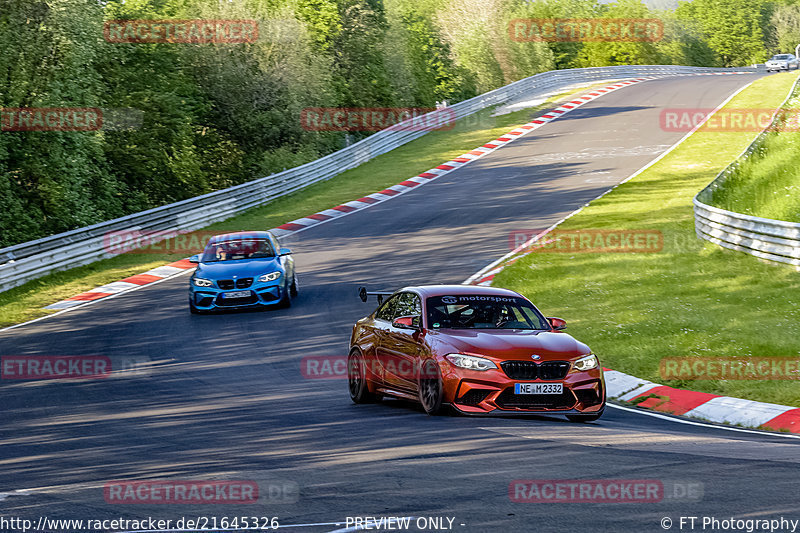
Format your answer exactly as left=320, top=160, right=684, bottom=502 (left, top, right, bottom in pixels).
left=216, top=278, right=254, bottom=290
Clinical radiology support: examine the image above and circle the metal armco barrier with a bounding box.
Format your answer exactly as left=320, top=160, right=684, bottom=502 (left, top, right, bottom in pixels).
left=1, top=65, right=751, bottom=292
left=693, top=75, right=800, bottom=268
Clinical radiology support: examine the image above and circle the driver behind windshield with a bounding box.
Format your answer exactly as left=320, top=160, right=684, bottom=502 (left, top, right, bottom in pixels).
left=426, top=296, right=549, bottom=330
left=202, top=239, right=274, bottom=262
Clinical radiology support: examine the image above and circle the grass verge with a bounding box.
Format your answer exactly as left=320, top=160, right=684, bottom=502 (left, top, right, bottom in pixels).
left=706, top=79, right=800, bottom=222
left=0, top=81, right=612, bottom=328
left=494, top=71, right=800, bottom=407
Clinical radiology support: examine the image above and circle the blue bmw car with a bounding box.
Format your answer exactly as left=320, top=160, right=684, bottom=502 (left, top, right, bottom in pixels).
left=188, top=231, right=297, bottom=314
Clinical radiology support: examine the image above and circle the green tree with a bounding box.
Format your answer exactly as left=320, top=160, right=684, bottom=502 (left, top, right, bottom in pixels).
left=656, top=11, right=719, bottom=66
left=770, top=4, right=800, bottom=55
left=385, top=9, right=477, bottom=105
left=512, top=0, right=599, bottom=69
left=577, top=0, right=664, bottom=66
left=677, top=0, right=769, bottom=66
left=0, top=0, right=119, bottom=246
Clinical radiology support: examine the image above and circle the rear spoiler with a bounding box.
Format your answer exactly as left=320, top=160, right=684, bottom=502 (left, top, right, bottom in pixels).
left=358, top=286, right=394, bottom=305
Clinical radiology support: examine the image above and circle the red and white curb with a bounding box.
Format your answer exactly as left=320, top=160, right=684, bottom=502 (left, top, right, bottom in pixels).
left=604, top=369, right=800, bottom=432
left=42, top=71, right=753, bottom=311
left=45, top=259, right=195, bottom=310
left=269, top=77, right=662, bottom=237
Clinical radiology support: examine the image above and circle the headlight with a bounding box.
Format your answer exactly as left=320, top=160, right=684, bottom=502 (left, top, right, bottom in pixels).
left=193, top=278, right=213, bottom=287
left=573, top=354, right=599, bottom=371
left=258, top=271, right=282, bottom=282
left=445, top=353, right=498, bottom=371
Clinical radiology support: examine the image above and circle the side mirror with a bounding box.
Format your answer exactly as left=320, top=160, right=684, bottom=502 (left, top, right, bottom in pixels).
left=392, top=315, right=420, bottom=330
left=189, top=254, right=201, bottom=264
left=547, top=317, right=567, bottom=331
left=279, top=247, right=292, bottom=256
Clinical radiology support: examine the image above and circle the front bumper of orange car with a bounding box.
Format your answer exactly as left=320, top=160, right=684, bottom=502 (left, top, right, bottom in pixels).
left=440, top=363, right=605, bottom=415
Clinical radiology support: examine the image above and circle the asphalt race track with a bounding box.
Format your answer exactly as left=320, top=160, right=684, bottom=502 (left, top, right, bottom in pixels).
left=4, top=73, right=799, bottom=533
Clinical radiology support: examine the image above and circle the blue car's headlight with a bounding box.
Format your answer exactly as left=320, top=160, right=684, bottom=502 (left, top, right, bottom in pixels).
left=259, top=271, right=282, bottom=282
left=193, top=278, right=213, bottom=288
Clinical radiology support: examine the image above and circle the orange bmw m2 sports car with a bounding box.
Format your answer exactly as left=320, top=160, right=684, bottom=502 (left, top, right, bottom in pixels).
left=348, top=285, right=605, bottom=421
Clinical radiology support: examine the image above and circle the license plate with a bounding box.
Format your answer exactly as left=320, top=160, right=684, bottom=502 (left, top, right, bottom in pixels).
left=223, top=290, right=251, bottom=299
left=515, top=383, right=563, bottom=395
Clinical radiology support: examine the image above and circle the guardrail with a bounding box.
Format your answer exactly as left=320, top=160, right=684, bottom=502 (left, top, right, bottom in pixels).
left=693, top=75, right=800, bottom=268
left=1, top=65, right=751, bottom=292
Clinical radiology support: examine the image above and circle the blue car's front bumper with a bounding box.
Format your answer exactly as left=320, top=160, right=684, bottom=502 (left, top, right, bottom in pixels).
left=190, top=279, right=287, bottom=311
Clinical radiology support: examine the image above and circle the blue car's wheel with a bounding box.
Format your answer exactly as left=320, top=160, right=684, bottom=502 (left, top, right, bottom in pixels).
left=277, top=284, right=292, bottom=308
left=276, top=274, right=297, bottom=309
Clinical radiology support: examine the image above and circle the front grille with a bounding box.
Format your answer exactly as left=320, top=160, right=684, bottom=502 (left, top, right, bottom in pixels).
left=495, top=387, right=576, bottom=410
left=501, top=361, right=570, bottom=380
left=456, top=389, right=491, bottom=406
left=218, top=278, right=253, bottom=290
left=540, top=362, right=570, bottom=380
left=574, top=388, right=602, bottom=407
left=215, top=293, right=258, bottom=307
left=502, top=361, right=537, bottom=379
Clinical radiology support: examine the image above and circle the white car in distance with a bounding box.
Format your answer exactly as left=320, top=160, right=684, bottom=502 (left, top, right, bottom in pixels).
left=766, top=54, right=800, bottom=72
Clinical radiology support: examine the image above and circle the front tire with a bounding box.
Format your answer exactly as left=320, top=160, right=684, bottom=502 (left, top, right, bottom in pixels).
left=418, top=359, right=444, bottom=415
left=289, top=273, right=298, bottom=297
left=348, top=349, right=380, bottom=404
left=277, top=284, right=292, bottom=309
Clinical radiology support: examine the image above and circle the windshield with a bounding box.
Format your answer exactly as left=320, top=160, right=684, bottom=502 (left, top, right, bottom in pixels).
left=426, top=295, right=550, bottom=330
left=201, top=239, right=275, bottom=262
left=773, top=55, right=790, bottom=60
